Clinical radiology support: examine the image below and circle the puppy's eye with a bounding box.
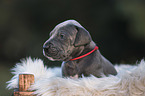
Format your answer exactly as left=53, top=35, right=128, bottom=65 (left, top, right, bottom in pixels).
left=60, top=34, right=65, bottom=39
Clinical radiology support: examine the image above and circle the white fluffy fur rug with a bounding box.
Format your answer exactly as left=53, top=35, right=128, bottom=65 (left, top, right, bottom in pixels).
left=7, top=57, right=145, bottom=96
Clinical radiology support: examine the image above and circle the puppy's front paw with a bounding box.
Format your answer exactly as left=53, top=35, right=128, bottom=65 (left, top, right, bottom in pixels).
left=70, top=74, right=78, bottom=79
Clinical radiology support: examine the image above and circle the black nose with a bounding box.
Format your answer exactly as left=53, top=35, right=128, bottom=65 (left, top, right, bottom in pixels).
left=43, top=45, right=49, bottom=49
left=43, top=45, right=49, bottom=53
left=43, top=43, right=52, bottom=52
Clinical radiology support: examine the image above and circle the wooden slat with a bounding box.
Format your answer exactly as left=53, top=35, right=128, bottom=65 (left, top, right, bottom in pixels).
left=14, top=74, right=35, bottom=96
left=14, top=91, right=34, bottom=96
left=19, top=74, right=34, bottom=91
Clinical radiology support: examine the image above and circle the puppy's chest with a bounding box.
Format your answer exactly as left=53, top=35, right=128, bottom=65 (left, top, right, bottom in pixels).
left=63, top=61, right=80, bottom=76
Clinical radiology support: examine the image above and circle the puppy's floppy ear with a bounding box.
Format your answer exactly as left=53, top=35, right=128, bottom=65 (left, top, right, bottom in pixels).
left=74, top=26, right=92, bottom=47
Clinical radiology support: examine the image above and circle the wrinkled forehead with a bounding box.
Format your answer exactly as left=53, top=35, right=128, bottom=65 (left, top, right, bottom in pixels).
left=50, top=20, right=83, bottom=35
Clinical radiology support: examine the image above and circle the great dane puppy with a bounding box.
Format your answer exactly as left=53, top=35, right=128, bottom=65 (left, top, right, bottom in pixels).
left=43, top=20, right=117, bottom=78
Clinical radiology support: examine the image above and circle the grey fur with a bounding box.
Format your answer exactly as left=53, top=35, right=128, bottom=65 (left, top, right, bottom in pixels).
left=43, top=20, right=117, bottom=78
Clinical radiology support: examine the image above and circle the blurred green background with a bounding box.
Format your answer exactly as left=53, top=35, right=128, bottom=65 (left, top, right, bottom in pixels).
left=1, top=0, right=145, bottom=95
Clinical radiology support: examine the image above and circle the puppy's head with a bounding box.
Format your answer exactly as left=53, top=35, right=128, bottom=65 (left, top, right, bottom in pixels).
left=43, top=20, right=92, bottom=61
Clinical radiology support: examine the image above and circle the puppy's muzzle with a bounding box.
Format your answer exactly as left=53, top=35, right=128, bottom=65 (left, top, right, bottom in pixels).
left=43, top=43, right=58, bottom=57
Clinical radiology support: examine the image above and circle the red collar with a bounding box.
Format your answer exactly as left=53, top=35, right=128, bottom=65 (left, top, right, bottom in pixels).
left=70, top=46, right=99, bottom=61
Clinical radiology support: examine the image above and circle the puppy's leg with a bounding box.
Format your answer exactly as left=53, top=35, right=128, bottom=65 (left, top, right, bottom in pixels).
left=70, top=74, right=79, bottom=79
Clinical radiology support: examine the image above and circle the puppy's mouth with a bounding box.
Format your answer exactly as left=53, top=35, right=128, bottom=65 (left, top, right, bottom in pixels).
left=44, top=46, right=58, bottom=56
left=43, top=47, right=68, bottom=61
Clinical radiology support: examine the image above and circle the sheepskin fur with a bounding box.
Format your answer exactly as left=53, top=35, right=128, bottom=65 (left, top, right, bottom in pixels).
left=7, top=57, right=145, bottom=96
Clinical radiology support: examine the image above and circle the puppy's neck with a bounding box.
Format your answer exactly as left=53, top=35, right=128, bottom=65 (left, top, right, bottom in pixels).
left=79, top=41, right=96, bottom=56
left=70, top=41, right=97, bottom=61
